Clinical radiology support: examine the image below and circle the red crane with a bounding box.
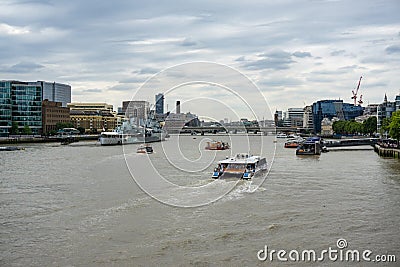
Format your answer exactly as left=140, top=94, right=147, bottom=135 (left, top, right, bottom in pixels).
left=351, top=76, right=362, bottom=106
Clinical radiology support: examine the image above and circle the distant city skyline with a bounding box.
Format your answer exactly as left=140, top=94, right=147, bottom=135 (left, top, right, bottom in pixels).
left=1, top=0, right=399, bottom=118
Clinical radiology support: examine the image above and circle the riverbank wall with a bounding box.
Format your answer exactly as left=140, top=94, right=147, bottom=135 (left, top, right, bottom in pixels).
left=374, top=144, right=400, bottom=159
left=0, top=135, right=99, bottom=144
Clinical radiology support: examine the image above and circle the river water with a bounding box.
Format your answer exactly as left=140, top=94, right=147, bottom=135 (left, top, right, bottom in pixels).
left=1, top=135, right=399, bottom=266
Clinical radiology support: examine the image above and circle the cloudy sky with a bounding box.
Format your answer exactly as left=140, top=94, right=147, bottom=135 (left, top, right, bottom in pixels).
left=1, top=0, right=399, bottom=120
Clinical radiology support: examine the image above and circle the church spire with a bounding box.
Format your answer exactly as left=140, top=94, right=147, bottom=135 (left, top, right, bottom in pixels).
left=384, top=93, right=387, bottom=103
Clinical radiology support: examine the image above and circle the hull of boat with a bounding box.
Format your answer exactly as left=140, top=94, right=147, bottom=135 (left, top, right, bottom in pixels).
left=213, top=163, right=267, bottom=179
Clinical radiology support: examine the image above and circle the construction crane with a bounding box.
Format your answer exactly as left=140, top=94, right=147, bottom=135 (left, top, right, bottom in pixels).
left=351, top=76, right=362, bottom=106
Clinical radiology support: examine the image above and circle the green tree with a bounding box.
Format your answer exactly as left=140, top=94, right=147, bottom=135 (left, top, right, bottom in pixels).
left=336, top=120, right=363, bottom=135
left=343, top=121, right=349, bottom=134
left=363, top=116, right=377, bottom=136
left=380, top=117, right=391, bottom=136
left=22, top=125, right=32, bottom=135
left=354, top=121, right=362, bottom=135
left=11, top=121, right=19, bottom=135
left=333, top=120, right=346, bottom=134
left=389, top=110, right=400, bottom=141
left=77, top=127, right=86, bottom=134
left=344, top=121, right=357, bottom=134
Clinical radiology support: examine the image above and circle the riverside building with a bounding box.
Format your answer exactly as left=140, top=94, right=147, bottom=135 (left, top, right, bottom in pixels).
left=38, top=81, right=71, bottom=107
left=0, top=80, right=72, bottom=136
left=155, top=93, right=164, bottom=115
left=68, top=102, right=118, bottom=133
left=303, top=106, right=313, bottom=130
left=312, top=100, right=363, bottom=134
left=283, top=108, right=304, bottom=127
left=0, top=80, right=42, bottom=136
left=122, top=100, right=150, bottom=125
left=377, top=94, right=399, bottom=132
left=42, top=100, right=70, bottom=135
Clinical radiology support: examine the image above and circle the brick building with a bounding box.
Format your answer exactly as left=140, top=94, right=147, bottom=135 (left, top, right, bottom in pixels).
left=42, top=99, right=70, bottom=135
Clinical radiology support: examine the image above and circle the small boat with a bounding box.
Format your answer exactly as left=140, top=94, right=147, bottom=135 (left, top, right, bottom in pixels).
left=296, top=137, right=322, bottom=155
left=205, top=141, right=230, bottom=150
left=137, top=144, right=153, bottom=154
left=284, top=138, right=302, bottom=148
left=212, top=153, right=267, bottom=179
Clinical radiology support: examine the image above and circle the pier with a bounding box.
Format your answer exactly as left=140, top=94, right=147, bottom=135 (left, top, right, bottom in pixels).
left=323, top=138, right=379, bottom=148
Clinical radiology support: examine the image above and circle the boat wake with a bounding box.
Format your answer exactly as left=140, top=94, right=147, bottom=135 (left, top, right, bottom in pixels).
left=79, top=197, right=150, bottom=230
left=226, top=180, right=263, bottom=199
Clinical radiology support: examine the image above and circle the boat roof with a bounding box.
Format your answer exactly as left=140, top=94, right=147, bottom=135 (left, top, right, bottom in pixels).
left=218, top=153, right=262, bottom=164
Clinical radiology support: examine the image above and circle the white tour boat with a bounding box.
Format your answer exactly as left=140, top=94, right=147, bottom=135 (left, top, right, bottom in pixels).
left=212, top=153, right=268, bottom=179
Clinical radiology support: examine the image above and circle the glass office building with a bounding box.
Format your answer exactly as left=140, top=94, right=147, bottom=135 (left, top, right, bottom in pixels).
left=0, top=81, right=42, bottom=136
left=0, top=81, right=12, bottom=136
left=38, top=81, right=71, bottom=107
left=312, top=100, right=363, bottom=133
left=155, top=93, right=164, bottom=114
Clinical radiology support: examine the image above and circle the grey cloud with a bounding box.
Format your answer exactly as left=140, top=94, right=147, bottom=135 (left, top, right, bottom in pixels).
left=109, top=83, right=137, bottom=92
left=292, top=51, right=312, bottom=58
left=1, top=62, right=45, bottom=73
left=258, top=50, right=292, bottom=59
left=119, top=77, right=147, bottom=84
left=338, top=65, right=361, bottom=71
left=243, top=58, right=293, bottom=70
left=385, top=45, right=400, bottom=54
left=73, top=88, right=102, bottom=95
left=243, top=50, right=295, bottom=70
left=258, top=77, right=303, bottom=88
left=181, top=38, right=197, bottom=47
left=330, top=50, right=346, bottom=56
left=83, top=88, right=102, bottom=93
left=365, top=80, right=388, bottom=88
left=306, top=76, right=336, bottom=83
left=1, top=0, right=399, bottom=115
left=132, top=67, right=160, bottom=75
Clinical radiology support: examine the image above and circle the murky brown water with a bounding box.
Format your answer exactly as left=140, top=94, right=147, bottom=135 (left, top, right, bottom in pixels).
left=1, top=135, right=399, bottom=266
